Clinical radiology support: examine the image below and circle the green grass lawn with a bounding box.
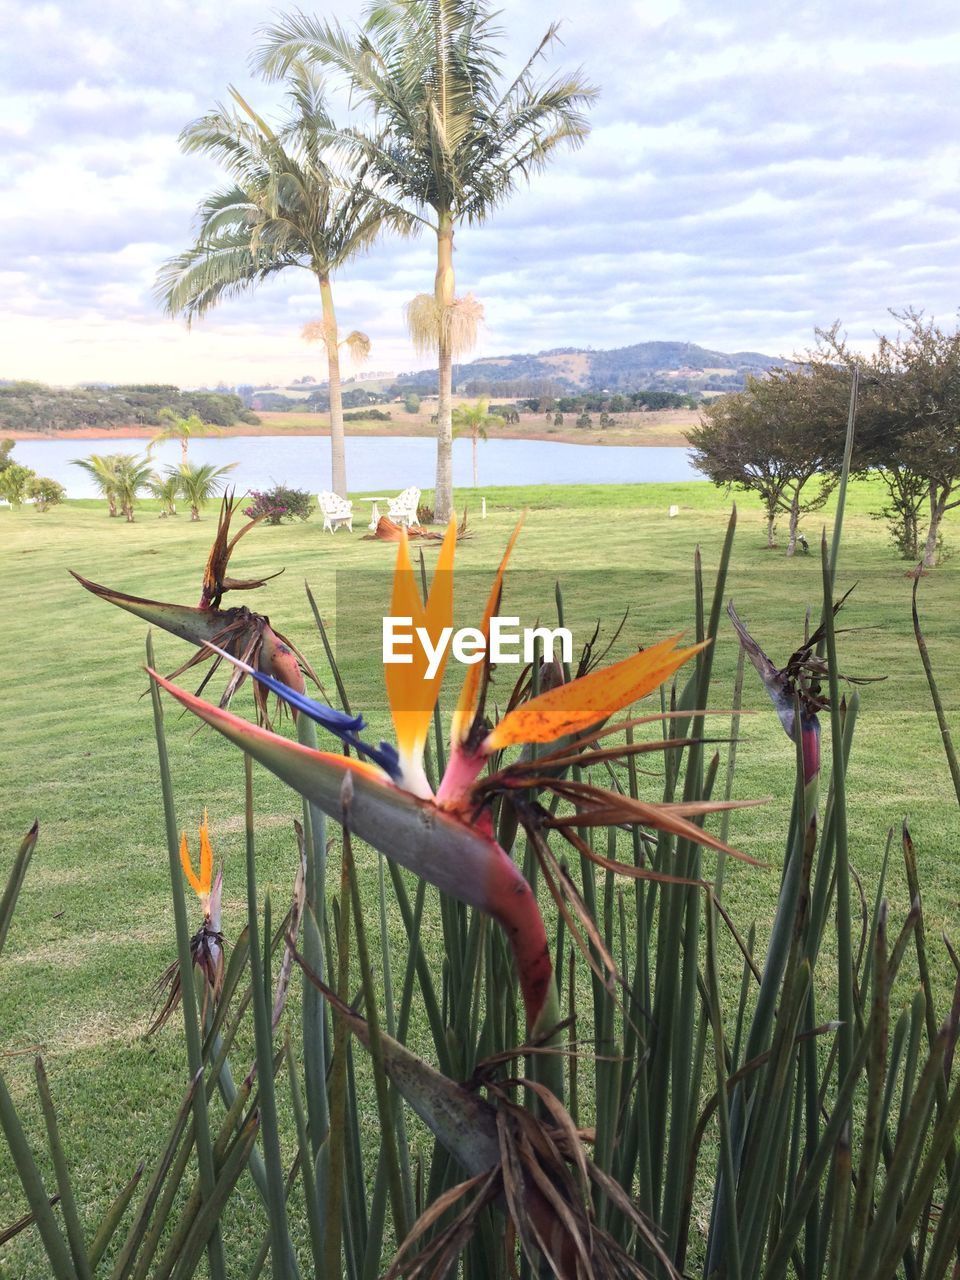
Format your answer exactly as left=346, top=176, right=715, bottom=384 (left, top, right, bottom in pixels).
left=1, top=479, right=958, bottom=1273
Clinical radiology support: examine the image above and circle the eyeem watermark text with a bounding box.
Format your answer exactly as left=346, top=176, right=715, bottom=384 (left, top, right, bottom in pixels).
left=383, top=616, right=573, bottom=679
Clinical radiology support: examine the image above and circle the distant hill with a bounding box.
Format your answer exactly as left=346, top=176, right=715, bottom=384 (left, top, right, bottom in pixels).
left=397, top=340, right=786, bottom=396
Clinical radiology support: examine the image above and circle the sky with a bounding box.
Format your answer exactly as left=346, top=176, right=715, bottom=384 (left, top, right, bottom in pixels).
left=2, top=0, right=960, bottom=388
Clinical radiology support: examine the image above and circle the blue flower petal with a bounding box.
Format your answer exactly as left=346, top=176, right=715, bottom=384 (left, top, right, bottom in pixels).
left=246, top=665, right=366, bottom=734
left=244, top=664, right=403, bottom=781
left=200, top=640, right=404, bottom=782
left=349, top=738, right=402, bottom=780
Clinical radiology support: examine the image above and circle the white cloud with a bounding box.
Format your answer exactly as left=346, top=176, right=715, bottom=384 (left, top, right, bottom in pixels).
left=2, top=0, right=960, bottom=384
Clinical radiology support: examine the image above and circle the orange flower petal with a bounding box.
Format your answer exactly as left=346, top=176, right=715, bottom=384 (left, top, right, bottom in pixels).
left=451, top=516, right=524, bottom=744
left=384, top=521, right=457, bottom=770
left=179, top=831, right=203, bottom=899
left=199, top=809, right=213, bottom=898
left=485, top=634, right=707, bottom=749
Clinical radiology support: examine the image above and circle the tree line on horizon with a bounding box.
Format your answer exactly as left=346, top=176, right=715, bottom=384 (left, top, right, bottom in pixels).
left=155, top=0, right=597, bottom=519
left=0, top=382, right=258, bottom=433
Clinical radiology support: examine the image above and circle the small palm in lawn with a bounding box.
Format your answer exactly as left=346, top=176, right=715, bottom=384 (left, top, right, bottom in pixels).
left=113, top=455, right=156, bottom=523
left=157, top=64, right=409, bottom=499
left=258, top=0, right=596, bottom=522
left=147, top=471, right=181, bottom=517
left=173, top=461, right=236, bottom=520
left=149, top=409, right=222, bottom=465
left=452, top=398, right=504, bottom=487
left=70, top=453, right=125, bottom=517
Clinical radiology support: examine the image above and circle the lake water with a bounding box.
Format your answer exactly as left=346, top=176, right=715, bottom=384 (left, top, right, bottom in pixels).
left=10, top=435, right=704, bottom=498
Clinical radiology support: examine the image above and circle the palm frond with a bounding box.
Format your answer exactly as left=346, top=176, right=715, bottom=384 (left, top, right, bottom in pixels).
left=343, top=330, right=371, bottom=363
left=254, top=0, right=596, bottom=226
left=405, top=292, right=483, bottom=358
left=157, top=70, right=405, bottom=327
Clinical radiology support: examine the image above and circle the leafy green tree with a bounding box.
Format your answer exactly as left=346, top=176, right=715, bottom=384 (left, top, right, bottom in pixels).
left=70, top=453, right=125, bottom=517
left=173, top=461, right=237, bottom=520
left=0, top=463, right=36, bottom=507
left=452, top=397, right=504, bottom=486
left=0, top=440, right=15, bottom=472
left=26, top=476, right=65, bottom=512
left=157, top=65, right=404, bottom=499
left=404, top=393, right=421, bottom=415
left=148, top=409, right=222, bottom=465
left=258, top=0, right=596, bottom=522
left=688, top=369, right=848, bottom=554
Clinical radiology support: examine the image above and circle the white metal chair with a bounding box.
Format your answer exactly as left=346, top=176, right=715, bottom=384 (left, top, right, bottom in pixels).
left=318, top=490, right=353, bottom=533
left=387, top=486, right=421, bottom=528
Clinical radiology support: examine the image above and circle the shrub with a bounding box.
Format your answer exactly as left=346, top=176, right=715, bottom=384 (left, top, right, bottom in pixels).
left=26, top=475, right=65, bottom=511
left=343, top=408, right=392, bottom=422
left=244, top=484, right=314, bottom=525
left=0, top=462, right=36, bottom=506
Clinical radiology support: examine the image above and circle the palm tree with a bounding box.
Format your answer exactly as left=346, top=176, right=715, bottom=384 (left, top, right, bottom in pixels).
left=147, top=471, right=181, bottom=517
left=148, top=409, right=222, bottom=464
left=452, top=397, right=504, bottom=487
left=173, top=461, right=236, bottom=521
left=70, top=453, right=124, bottom=517
left=156, top=65, right=408, bottom=498
left=113, top=455, right=156, bottom=523
left=258, top=1, right=596, bottom=521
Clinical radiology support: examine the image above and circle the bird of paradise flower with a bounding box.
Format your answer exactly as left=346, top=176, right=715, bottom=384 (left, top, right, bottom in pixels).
left=142, top=517, right=762, bottom=1277
left=149, top=810, right=224, bottom=1033
left=149, top=519, right=759, bottom=1042
left=71, top=491, right=320, bottom=725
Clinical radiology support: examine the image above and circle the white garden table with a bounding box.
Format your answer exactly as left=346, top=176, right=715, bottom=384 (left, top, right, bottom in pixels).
left=366, top=497, right=388, bottom=530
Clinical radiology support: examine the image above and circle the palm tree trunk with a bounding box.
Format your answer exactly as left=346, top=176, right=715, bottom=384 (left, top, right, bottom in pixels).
left=434, top=212, right=455, bottom=523
left=181, top=438, right=188, bottom=465
left=319, top=275, right=348, bottom=498
left=107, top=495, right=118, bottom=518
left=191, top=503, right=200, bottom=522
